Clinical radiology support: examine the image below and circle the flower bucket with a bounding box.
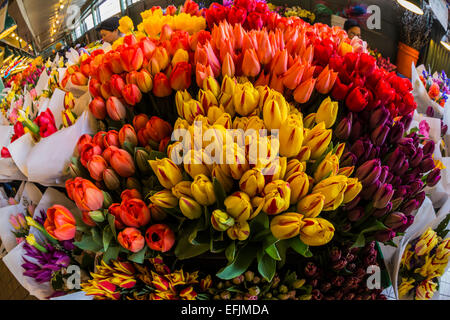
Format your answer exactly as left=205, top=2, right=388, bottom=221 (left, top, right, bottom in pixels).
left=396, top=42, right=419, bottom=79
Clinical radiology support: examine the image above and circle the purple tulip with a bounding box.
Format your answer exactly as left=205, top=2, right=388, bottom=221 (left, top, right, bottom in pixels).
left=388, top=121, right=405, bottom=144
left=332, top=258, right=348, bottom=271
left=391, top=197, right=404, bottom=211
left=371, top=124, right=390, bottom=146
left=385, top=172, right=394, bottom=184
left=372, top=202, right=393, bottom=218
left=420, top=156, right=436, bottom=173
left=401, top=113, right=413, bottom=131
left=384, top=212, right=408, bottom=229
left=398, top=137, right=416, bottom=157
left=360, top=179, right=381, bottom=200
left=350, top=139, right=367, bottom=160
left=368, top=146, right=380, bottom=161
left=321, top=283, right=332, bottom=293
left=442, top=123, right=448, bottom=136
left=355, top=159, right=382, bottom=186
left=304, top=262, right=317, bottom=277
left=335, top=114, right=353, bottom=140
left=330, top=247, right=341, bottom=262
left=375, top=229, right=396, bottom=242
left=395, top=159, right=409, bottom=176
left=422, top=140, right=435, bottom=156
left=350, top=119, right=364, bottom=141
left=373, top=183, right=394, bottom=209
left=370, top=107, right=390, bottom=130
left=347, top=207, right=365, bottom=222
left=426, top=106, right=434, bottom=117
left=390, top=176, right=402, bottom=188
left=426, top=168, right=441, bottom=187
left=386, top=148, right=405, bottom=171
left=331, top=276, right=345, bottom=287
left=409, top=180, right=424, bottom=195
left=395, top=214, right=415, bottom=233
left=400, top=199, right=420, bottom=215
left=378, top=166, right=390, bottom=184
left=343, top=195, right=361, bottom=211
left=341, top=152, right=357, bottom=167
left=409, top=148, right=423, bottom=168
left=415, top=191, right=426, bottom=207
left=394, top=185, right=409, bottom=199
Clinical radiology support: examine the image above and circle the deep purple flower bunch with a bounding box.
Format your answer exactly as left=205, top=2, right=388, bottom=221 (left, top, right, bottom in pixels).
left=298, top=241, right=387, bottom=300
left=333, top=105, right=441, bottom=244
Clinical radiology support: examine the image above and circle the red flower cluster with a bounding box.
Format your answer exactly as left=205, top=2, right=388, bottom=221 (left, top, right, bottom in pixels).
left=34, top=109, right=58, bottom=138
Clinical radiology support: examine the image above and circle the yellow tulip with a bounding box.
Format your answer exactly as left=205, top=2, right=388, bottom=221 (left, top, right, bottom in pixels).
left=312, top=175, right=348, bottom=211
left=263, top=180, right=291, bottom=215
left=285, top=159, right=304, bottom=179
left=211, top=164, right=233, bottom=193
left=207, top=106, right=225, bottom=124
left=172, top=181, right=193, bottom=199
left=343, top=178, right=362, bottom=204
left=227, top=221, right=250, bottom=241
left=296, top=146, right=311, bottom=162
left=179, top=197, right=203, bottom=220
left=263, top=91, right=289, bottom=130
left=214, top=113, right=232, bottom=129
left=299, top=218, right=335, bottom=246
left=233, top=117, right=249, bottom=130
left=174, top=118, right=190, bottom=131
left=338, top=166, right=355, bottom=177
left=224, top=191, right=253, bottom=222
left=211, top=210, right=235, bottom=231
left=415, top=228, right=438, bottom=256
left=233, top=82, right=260, bottom=116
left=286, top=172, right=310, bottom=204
left=224, top=144, right=249, bottom=180
left=149, top=158, right=183, bottom=189
left=180, top=99, right=205, bottom=124
left=314, top=153, right=339, bottom=182
left=191, top=174, right=216, bottom=206
left=239, top=168, right=265, bottom=198
left=172, top=49, right=190, bottom=66
left=303, top=113, right=316, bottom=129
left=335, top=143, right=345, bottom=159
left=119, top=16, right=134, bottom=34
left=398, top=278, right=415, bottom=298
left=270, top=212, right=305, bottom=240
left=297, top=193, right=325, bottom=218
left=246, top=116, right=266, bottom=131
left=315, top=97, right=338, bottom=129
left=183, top=149, right=213, bottom=179
left=279, top=114, right=304, bottom=158
left=433, top=238, right=450, bottom=264
left=150, top=190, right=178, bottom=208
left=198, top=89, right=218, bottom=112
left=303, top=122, right=332, bottom=160
left=203, top=76, right=221, bottom=98
left=415, top=279, right=437, bottom=300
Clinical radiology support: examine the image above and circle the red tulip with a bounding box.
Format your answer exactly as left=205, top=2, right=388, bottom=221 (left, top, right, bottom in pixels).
left=331, top=77, right=352, bottom=101
left=152, top=73, right=172, bottom=97
left=133, top=114, right=149, bottom=132
left=235, top=0, right=256, bottom=12
left=92, top=131, right=106, bottom=150
left=118, top=227, right=145, bottom=253
left=122, top=84, right=142, bottom=106
left=145, top=116, right=173, bottom=143
left=110, top=74, right=126, bottom=97
left=108, top=203, right=125, bottom=229
left=34, top=109, right=57, bottom=138
left=44, top=205, right=76, bottom=241
left=76, top=134, right=93, bottom=154
left=89, top=96, right=107, bottom=120
left=246, top=12, right=265, bottom=30
left=1, top=147, right=11, bottom=158
left=71, top=72, right=88, bottom=86
left=139, top=37, right=156, bottom=60
left=123, top=34, right=138, bottom=47
left=120, top=45, right=144, bottom=72
left=104, top=130, right=120, bottom=148
left=80, top=143, right=102, bottom=168
left=66, top=177, right=104, bottom=212
left=126, top=71, right=139, bottom=86
left=228, top=6, right=247, bottom=25
left=358, top=53, right=376, bottom=77
left=145, top=224, right=175, bottom=253
left=89, top=78, right=102, bottom=98
left=137, top=129, right=148, bottom=147
left=110, top=148, right=136, bottom=177
left=346, top=87, right=369, bottom=112
left=120, top=198, right=151, bottom=228
left=165, top=5, right=177, bottom=15
left=170, top=62, right=192, bottom=91
left=121, top=189, right=142, bottom=201
left=102, top=146, right=119, bottom=163
left=181, top=0, right=200, bottom=15
left=107, top=51, right=125, bottom=74
left=159, top=136, right=170, bottom=153
left=106, top=96, right=127, bottom=121
left=87, top=155, right=108, bottom=181
left=119, top=124, right=138, bottom=148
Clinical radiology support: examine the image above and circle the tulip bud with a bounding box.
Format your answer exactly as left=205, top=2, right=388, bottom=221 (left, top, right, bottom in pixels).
left=426, top=168, right=441, bottom=187
left=191, top=174, right=216, bottom=206
left=355, top=159, right=381, bottom=186
left=103, top=168, right=121, bottom=190
left=89, top=97, right=107, bottom=120
left=312, top=175, right=348, bottom=211
left=370, top=107, right=389, bottom=130
left=102, top=191, right=113, bottom=208
left=239, top=168, right=265, bottom=198
left=87, top=155, right=108, bottom=182
left=296, top=193, right=325, bottom=218
left=134, top=149, right=151, bottom=175
left=279, top=114, right=304, bottom=158
left=303, top=122, right=332, bottom=160
left=304, top=262, right=317, bottom=277
left=136, top=69, right=153, bottom=93
left=388, top=121, right=405, bottom=144
left=374, top=229, right=396, bottom=242
left=422, top=140, right=435, bottom=156
left=110, top=74, right=125, bottom=97
left=225, top=192, right=253, bottom=222
left=314, top=153, right=339, bottom=182
left=149, top=158, right=183, bottom=189
left=330, top=247, right=341, bottom=262
left=300, top=218, right=335, bottom=246
left=234, top=82, right=260, bottom=117
left=384, top=212, right=408, bottom=229
left=316, top=97, right=338, bottom=129
left=373, top=183, right=394, bottom=209
left=106, top=96, right=127, bottom=121
left=340, top=152, right=357, bottom=168
left=263, top=180, right=291, bottom=215
left=334, top=114, right=352, bottom=140
left=371, top=124, right=390, bottom=146
left=179, top=197, right=203, bottom=220
left=372, top=202, right=393, bottom=218
left=210, top=209, right=234, bottom=231
left=150, top=190, right=178, bottom=208
left=227, top=221, right=250, bottom=241
left=148, top=204, right=167, bottom=222
left=347, top=207, right=364, bottom=222
left=270, top=212, right=305, bottom=240
left=263, top=92, right=289, bottom=130
left=171, top=181, right=193, bottom=199
left=88, top=210, right=105, bottom=223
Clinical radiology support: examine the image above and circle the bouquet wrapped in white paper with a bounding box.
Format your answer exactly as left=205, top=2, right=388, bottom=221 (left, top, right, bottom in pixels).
left=0, top=125, right=27, bottom=181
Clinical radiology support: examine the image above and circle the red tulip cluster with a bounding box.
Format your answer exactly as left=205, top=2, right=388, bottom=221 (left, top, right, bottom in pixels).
left=34, top=109, right=58, bottom=138
left=205, top=0, right=278, bottom=31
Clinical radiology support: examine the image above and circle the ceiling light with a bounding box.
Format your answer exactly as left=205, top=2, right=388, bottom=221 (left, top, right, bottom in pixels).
left=396, top=0, right=424, bottom=15
left=60, top=4, right=64, bottom=9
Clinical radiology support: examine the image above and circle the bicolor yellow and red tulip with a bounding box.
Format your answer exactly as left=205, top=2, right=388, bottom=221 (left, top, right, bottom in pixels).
left=191, top=174, right=216, bottom=206
left=270, top=212, right=305, bottom=240
left=149, top=158, right=183, bottom=189
left=299, top=218, right=335, bottom=246
left=150, top=190, right=179, bottom=209
left=312, top=175, right=348, bottom=211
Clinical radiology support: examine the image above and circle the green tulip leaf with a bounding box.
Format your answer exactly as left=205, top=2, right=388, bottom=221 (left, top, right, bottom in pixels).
left=175, top=222, right=210, bottom=259
left=250, top=212, right=269, bottom=236
left=216, top=245, right=256, bottom=280
left=265, top=243, right=281, bottom=261
left=103, top=245, right=120, bottom=264
left=351, top=233, right=366, bottom=249
left=289, top=238, right=312, bottom=257
left=257, top=253, right=276, bottom=282
left=103, top=226, right=113, bottom=252
left=225, top=241, right=236, bottom=262
left=212, top=178, right=227, bottom=211
left=91, top=228, right=103, bottom=247
left=128, top=246, right=147, bottom=264
left=74, top=234, right=103, bottom=252
left=107, top=214, right=117, bottom=238
left=275, top=240, right=290, bottom=268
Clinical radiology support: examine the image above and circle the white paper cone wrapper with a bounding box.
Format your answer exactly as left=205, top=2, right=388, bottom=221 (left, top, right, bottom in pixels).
left=26, top=111, right=96, bottom=186
left=35, top=70, right=49, bottom=97
left=8, top=133, right=36, bottom=177
left=2, top=242, right=54, bottom=300
left=50, top=291, right=94, bottom=300
left=39, top=88, right=65, bottom=128
left=0, top=125, right=28, bottom=181
left=58, top=68, right=67, bottom=85
left=73, top=91, right=91, bottom=116
left=65, top=49, right=81, bottom=67
left=0, top=204, right=26, bottom=252
left=18, top=182, right=43, bottom=207
left=0, top=186, right=9, bottom=207
left=411, top=65, right=444, bottom=118
left=64, top=78, right=89, bottom=99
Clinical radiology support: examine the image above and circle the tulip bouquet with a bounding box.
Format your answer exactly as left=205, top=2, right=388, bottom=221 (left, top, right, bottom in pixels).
left=419, top=68, right=449, bottom=108
left=81, top=255, right=211, bottom=300
left=8, top=204, right=35, bottom=245
left=398, top=220, right=450, bottom=300
left=283, top=6, right=316, bottom=24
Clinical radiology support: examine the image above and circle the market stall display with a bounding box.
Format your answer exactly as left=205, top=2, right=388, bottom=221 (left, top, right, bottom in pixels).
left=0, top=0, right=448, bottom=301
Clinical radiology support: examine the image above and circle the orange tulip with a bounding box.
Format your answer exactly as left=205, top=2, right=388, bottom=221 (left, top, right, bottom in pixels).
left=136, top=69, right=153, bottom=93
left=120, top=45, right=144, bottom=72
left=139, top=37, right=156, bottom=60
left=66, top=177, right=104, bottom=212
left=271, top=49, right=288, bottom=76
left=196, top=63, right=214, bottom=87
left=87, top=155, right=108, bottom=181
left=100, top=81, right=112, bottom=100
left=149, top=47, right=170, bottom=75
left=89, top=97, right=107, bottom=120
left=122, top=84, right=142, bottom=106
left=76, top=134, right=93, bottom=155
left=222, top=52, right=235, bottom=78
left=294, top=78, right=316, bottom=104
left=270, top=74, right=284, bottom=94
left=71, top=72, right=88, bottom=86
left=152, top=72, right=172, bottom=97
left=121, top=189, right=142, bottom=201
left=119, top=124, right=138, bottom=148
left=257, top=32, right=274, bottom=65
left=254, top=71, right=270, bottom=87
left=145, top=224, right=175, bottom=253
left=108, top=51, right=125, bottom=74
left=315, top=65, right=338, bottom=95
left=133, top=114, right=149, bottom=132
left=118, top=227, right=145, bottom=253
left=126, top=71, right=139, bottom=86
left=120, top=198, right=151, bottom=228
left=242, top=49, right=261, bottom=78
left=145, top=116, right=173, bottom=142
left=170, top=62, right=192, bottom=91
left=282, top=61, right=305, bottom=90
left=110, top=148, right=136, bottom=177
left=44, top=205, right=76, bottom=241
left=106, top=96, right=127, bottom=121
left=104, top=130, right=120, bottom=148
left=98, top=63, right=114, bottom=84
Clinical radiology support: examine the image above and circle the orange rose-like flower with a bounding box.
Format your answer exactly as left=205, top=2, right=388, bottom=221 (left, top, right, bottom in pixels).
left=153, top=73, right=172, bottom=97
left=108, top=203, right=125, bottom=229
left=145, top=224, right=175, bottom=253
left=66, top=177, right=104, bottom=212
left=118, top=227, right=145, bottom=253
left=121, top=189, right=142, bottom=201
left=44, top=205, right=76, bottom=241
left=120, top=198, right=151, bottom=228
left=145, top=116, right=173, bottom=143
